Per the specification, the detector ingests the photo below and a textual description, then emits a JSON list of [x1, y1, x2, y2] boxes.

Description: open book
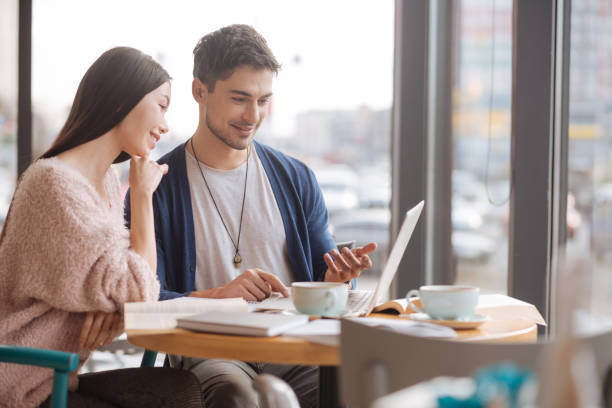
[[124, 297, 248, 330], [370, 298, 413, 315]]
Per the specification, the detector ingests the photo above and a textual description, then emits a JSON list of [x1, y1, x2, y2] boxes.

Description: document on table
[[346, 317, 457, 339], [249, 292, 294, 312], [476, 294, 546, 325], [124, 297, 248, 330], [284, 319, 341, 346], [283, 317, 457, 347]]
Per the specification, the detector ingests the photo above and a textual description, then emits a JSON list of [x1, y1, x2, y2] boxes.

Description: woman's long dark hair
[[41, 46, 171, 163], [0, 47, 169, 246]]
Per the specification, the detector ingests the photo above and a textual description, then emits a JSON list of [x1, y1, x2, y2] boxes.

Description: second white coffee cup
[[406, 285, 479, 320]]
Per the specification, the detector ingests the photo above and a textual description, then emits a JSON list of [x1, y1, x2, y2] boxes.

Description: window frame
[[392, 0, 570, 335]]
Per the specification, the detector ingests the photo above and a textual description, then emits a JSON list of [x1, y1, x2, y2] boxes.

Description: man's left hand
[[323, 242, 377, 283]]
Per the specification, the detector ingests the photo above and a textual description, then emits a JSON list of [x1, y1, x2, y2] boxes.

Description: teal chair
[[0, 345, 79, 408], [140, 349, 157, 367]]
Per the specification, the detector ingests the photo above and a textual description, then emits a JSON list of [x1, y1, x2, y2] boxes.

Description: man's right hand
[[189, 268, 289, 302]]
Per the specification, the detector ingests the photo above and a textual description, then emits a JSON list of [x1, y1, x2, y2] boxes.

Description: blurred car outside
[[452, 169, 502, 262], [451, 198, 497, 263], [357, 164, 390, 209], [313, 164, 359, 216], [330, 201, 499, 281], [592, 184, 612, 259]]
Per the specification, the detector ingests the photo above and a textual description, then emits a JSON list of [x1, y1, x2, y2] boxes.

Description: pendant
[[233, 253, 242, 265]]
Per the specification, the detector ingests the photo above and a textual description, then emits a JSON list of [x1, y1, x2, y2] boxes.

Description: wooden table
[[127, 314, 537, 407], [127, 316, 536, 366]]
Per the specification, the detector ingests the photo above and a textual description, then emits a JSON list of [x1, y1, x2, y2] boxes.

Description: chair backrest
[[340, 319, 612, 408], [340, 320, 612, 407], [0, 345, 79, 408], [340, 319, 546, 408], [581, 329, 612, 407]]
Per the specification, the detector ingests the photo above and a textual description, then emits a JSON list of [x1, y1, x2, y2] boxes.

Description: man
[[127, 24, 376, 408]]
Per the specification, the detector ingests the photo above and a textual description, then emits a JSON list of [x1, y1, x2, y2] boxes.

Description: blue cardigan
[[125, 141, 336, 300]]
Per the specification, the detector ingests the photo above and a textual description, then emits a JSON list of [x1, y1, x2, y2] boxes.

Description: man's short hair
[[193, 24, 281, 92]]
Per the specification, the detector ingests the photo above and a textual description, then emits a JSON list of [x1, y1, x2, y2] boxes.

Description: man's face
[[202, 66, 274, 150]]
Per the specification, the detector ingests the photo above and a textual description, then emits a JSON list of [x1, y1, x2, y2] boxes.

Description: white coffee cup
[[406, 285, 479, 320], [291, 282, 348, 317]]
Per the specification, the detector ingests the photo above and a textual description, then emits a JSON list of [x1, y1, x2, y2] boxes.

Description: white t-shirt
[[186, 147, 294, 290]]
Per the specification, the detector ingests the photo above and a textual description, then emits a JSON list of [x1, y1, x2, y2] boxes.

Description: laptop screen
[[366, 200, 424, 312]]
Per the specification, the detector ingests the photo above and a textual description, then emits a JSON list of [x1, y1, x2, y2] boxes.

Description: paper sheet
[[249, 292, 294, 312], [284, 316, 457, 347], [124, 297, 248, 330], [476, 294, 546, 325], [284, 319, 341, 346], [349, 317, 458, 339]]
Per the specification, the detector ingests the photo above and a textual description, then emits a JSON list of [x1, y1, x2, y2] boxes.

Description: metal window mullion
[[549, 0, 571, 336], [18, 0, 32, 176], [509, 0, 556, 330], [392, 0, 430, 298], [426, 0, 454, 286]]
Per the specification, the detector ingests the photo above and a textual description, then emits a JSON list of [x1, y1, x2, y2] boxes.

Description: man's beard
[[206, 115, 253, 151]]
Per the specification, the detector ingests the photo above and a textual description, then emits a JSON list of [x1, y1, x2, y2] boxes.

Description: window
[[451, 0, 512, 294], [566, 0, 612, 316], [32, 0, 394, 291]]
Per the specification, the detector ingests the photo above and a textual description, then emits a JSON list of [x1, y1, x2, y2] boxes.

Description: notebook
[[176, 311, 309, 337], [346, 200, 424, 315]]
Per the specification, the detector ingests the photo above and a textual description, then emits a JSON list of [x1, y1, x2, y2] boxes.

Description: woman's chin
[[124, 151, 145, 159], [131, 146, 153, 158]]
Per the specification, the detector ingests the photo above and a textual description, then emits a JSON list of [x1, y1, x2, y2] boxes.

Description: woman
[[0, 47, 202, 407]]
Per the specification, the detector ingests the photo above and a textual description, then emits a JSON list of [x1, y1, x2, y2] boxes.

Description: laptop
[[252, 200, 424, 315], [346, 200, 424, 315]]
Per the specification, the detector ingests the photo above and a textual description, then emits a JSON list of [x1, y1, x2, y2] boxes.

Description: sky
[[32, 0, 394, 141]]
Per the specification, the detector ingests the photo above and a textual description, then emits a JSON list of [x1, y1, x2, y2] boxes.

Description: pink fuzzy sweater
[[0, 158, 160, 408]]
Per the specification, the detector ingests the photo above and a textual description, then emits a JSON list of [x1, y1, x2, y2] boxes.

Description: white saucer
[[402, 313, 491, 329]]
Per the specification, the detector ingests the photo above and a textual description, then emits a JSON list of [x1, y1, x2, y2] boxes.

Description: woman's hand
[[79, 311, 122, 351], [128, 156, 165, 274], [129, 156, 168, 196]]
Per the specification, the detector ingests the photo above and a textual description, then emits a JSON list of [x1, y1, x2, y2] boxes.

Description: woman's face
[[116, 81, 171, 158]]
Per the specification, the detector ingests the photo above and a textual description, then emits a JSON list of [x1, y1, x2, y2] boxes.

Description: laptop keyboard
[[247, 290, 375, 315], [347, 290, 374, 313]]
